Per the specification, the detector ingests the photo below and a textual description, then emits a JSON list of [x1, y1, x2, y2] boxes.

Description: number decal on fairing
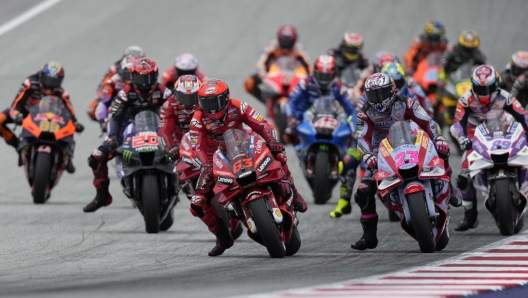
[[490, 140, 511, 151], [313, 116, 339, 130], [132, 135, 159, 148], [394, 150, 419, 167], [233, 158, 253, 173]]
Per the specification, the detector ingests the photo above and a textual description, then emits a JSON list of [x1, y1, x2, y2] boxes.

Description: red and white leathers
[[158, 97, 196, 149], [450, 88, 528, 201], [160, 67, 206, 89], [255, 39, 311, 77]]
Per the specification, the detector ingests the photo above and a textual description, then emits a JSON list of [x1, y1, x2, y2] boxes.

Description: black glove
[[164, 145, 179, 160], [74, 122, 85, 133], [108, 136, 119, 151], [13, 113, 24, 125], [267, 140, 284, 153]]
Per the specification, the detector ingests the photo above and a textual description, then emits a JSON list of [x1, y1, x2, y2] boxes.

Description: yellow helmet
[[458, 30, 480, 49]]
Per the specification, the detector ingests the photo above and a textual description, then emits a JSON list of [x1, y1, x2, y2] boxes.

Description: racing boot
[[83, 179, 113, 212], [351, 215, 379, 250], [66, 157, 76, 174], [330, 169, 355, 218], [445, 166, 462, 207], [291, 183, 308, 213], [208, 219, 234, 257], [455, 197, 478, 231]]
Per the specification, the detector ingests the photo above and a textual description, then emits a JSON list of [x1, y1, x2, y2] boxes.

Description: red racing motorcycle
[[213, 129, 301, 258]]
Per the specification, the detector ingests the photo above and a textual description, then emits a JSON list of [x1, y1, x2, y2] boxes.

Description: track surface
[[0, 1, 527, 297]]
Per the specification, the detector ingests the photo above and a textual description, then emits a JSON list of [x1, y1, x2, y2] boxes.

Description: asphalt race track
[[0, 1, 527, 297]]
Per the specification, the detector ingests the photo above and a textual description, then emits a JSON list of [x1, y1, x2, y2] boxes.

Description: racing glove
[[196, 164, 214, 193], [434, 136, 450, 156], [286, 116, 300, 129], [108, 136, 119, 151], [267, 140, 284, 153], [13, 112, 24, 125], [458, 136, 472, 151], [362, 153, 378, 170], [74, 122, 85, 133], [164, 145, 179, 160]]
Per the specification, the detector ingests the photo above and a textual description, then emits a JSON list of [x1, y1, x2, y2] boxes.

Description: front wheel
[[435, 227, 449, 251], [33, 152, 52, 204], [407, 192, 436, 253], [495, 179, 515, 236], [142, 173, 160, 234], [248, 198, 285, 258], [313, 150, 331, 205], [285, 225, 301, 256], [160, 208, 174, 231]]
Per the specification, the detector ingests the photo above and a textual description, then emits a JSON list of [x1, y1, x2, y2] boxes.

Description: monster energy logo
[[319, 144, 329, 151], [123, 150, 133, 164]]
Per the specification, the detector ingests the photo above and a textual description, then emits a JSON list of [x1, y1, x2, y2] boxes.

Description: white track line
[[0, 0, 62, 37], [247, 233, 528, 298]]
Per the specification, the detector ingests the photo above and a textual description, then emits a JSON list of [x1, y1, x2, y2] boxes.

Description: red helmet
[[314, 54, 336, 89], [132, 58, 158, 95], [277, 25, 297, 50], [197, 78, 230, 120], [174, 75, 201, 111]]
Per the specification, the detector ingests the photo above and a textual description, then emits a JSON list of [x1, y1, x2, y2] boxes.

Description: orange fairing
[[55, 120, 76, 140], [268, 63, 307, 77], [22, 116, 42, 137]]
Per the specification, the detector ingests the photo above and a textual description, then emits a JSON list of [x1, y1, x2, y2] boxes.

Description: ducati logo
[[204, 87, 217, 94]]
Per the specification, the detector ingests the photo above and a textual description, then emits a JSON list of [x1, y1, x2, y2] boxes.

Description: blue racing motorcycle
[[295, 97, 354, 204]]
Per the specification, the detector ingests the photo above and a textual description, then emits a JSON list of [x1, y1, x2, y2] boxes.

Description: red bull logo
[[34, 113, 65, 125]]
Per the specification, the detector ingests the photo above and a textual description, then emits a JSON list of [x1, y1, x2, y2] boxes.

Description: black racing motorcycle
[[116, 111, 179, 233]]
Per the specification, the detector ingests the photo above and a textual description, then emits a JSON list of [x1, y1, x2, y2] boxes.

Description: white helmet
[[174, 53, 198, 76], [124, 45, 145, 58]]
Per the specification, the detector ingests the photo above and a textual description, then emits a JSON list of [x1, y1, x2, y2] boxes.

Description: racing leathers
[[94, 72, 127, 132], [83, 83, 173, 212], [189, 99, 307, 256], [404, 33, 448, 73], [439, 45, 487, 82], [511, 71, 528, 108], [352, 95, 447, 250], [0, 72, 79, 150], [327, 48, 369, 77], [88, 60, 121, 121], [284, 76, 361, 218], [450, 88, 528, 230], [160, 67, 207, 89], [244, 39, 311, 102]]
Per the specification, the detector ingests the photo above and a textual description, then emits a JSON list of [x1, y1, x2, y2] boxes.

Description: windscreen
[[340, 66, 362, 87], [450, 63, 472, 83], [223, 129, 252, 160], [426, 52, 443, 66], [484, 116, 510, 138], [273, 56, 301, 72], [38, 96, 65, 115], [134, 111, 159, 133], [389, 121, 416, 148], [313, 97, 339, 115]]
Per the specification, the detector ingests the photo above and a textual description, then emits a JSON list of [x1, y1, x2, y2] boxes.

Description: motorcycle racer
[[327, 32, 369, 76], [83, 58, 173, 212], [283, 54, 360, 218], [160, 53, 207, 89], [450, 64, 528, 231], [189, 78, 307, 256], [499, 51, 528, 92], [404, 20, 448, 74], [87, 45, 145, 121], [244, 25, 311, 102], [351, 73, 459, 251], [0, 61, 83, 172], [158, 75, 201, 161]]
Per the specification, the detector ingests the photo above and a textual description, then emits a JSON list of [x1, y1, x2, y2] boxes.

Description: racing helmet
[[197, 78, 230, 120], [340, 32, 364, 62], [119, 55, 138, 83], [510, 51, 528, 77], [123, 45, 145, 59], [40, 61, 64, 94], [313, 54, 336, 90], [277, 25, 298, 50], [174, 53, 198, 77], [424, 20, 446, 46], [131, 58, 159, 96], [372, 52, 401, 73], [174, 75, 201, 111], [364, 73, 396, 113], [381, 62, 406, 90], [471, 64, 500, 106], [458, 30, 480, 57]]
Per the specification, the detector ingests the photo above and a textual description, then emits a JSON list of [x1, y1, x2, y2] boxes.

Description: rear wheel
[[248, 198, 285, 258], [407, 192, 436, 253], [496, 179, 515, 236], [313, 150, 331, 205], [33, 152, 52, 204], [142, 173, 160, 234], [285, 225, 301, 256]]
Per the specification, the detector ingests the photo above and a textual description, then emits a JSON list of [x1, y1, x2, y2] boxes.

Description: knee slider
[[189, 205, 204, 218], [456, 170, 471, 190]]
